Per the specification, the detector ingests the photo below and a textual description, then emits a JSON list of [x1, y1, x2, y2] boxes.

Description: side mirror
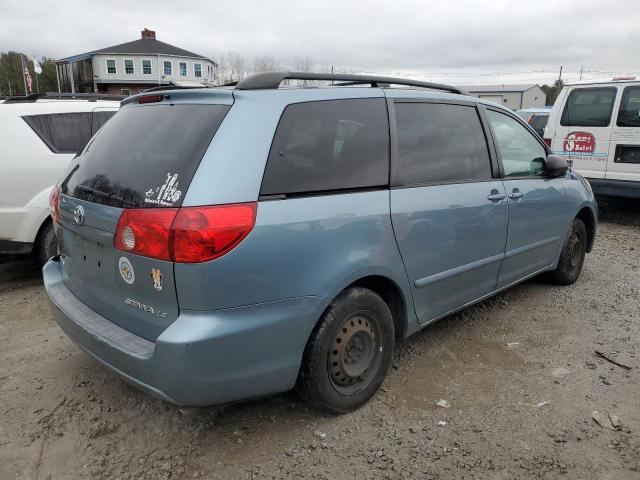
[[544, 155, 568, 177]]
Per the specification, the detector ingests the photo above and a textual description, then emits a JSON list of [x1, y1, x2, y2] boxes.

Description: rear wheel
[[36, 221, 57, 265], [296, 287, 394, 414], [545, 218, 587, 285]]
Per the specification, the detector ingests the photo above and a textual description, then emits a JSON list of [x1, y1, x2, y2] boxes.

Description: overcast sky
[[1, 0, 637, 85]]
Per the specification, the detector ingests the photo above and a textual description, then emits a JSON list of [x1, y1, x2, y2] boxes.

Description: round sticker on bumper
[[119, 257, 135, 285]]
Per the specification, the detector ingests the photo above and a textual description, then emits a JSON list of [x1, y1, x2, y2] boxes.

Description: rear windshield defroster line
[[63, 104, 230, 208]]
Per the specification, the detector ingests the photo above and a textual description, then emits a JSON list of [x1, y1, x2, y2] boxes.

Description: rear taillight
[[114, 203, 257, 263], [544, 138, 552, 148], [115, 208, 178, 261], [49, 185, 61, 224]]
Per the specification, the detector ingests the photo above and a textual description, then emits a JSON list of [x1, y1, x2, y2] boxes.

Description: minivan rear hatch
[[58, 97, 231, 341]]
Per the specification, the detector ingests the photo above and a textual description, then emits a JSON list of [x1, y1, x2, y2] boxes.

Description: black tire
[[546, 218, 587, 285], [296, 287, 395, 414], [35, 221, 57, 266]]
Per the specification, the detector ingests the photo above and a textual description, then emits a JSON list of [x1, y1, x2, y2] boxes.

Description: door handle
[[508, 190, 524, 200], [487, 192, 506, 201]]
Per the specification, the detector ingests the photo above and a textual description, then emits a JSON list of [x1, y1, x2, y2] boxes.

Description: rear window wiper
[[75, 185, 137, 207]]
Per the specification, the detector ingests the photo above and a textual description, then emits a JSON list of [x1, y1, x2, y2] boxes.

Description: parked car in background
[[0, 93, 120, 263], [515, 107, 551, 138], [44, 73, 597, 414], [544, 78, 640, 198]]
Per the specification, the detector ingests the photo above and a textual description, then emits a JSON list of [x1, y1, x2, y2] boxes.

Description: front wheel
[[296, 287, 395, 414], [545, 218, 587, 285]]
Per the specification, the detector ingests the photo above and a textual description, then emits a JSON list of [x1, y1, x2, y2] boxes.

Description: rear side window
[[529, 114, 549, 132], [91, 111, 116, 135], [63, 104, 230, 208], [561, 87, 617, 127], [614, 145, 640, 164], [260, 99, 389, 196], [617, 86, 640, 127], [23, 112, 92, 153], [394, 103, 492, 186]]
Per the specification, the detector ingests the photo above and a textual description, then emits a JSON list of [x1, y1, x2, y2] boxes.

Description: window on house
[[163, 61, 172, 76], [260, 99, 389, 196], [124, 59, 134, 75], [142, 59, 152, 75], [194, 63, 202, 78], [179, 62, 187, 76], [121, 89, 131, 96], [106, 59, 116, 74]]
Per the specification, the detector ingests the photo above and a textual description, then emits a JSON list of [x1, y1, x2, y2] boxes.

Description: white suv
[[544, 78, 640, 198], [0, 93, 120, 262]]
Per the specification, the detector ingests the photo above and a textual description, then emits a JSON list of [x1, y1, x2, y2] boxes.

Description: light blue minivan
[[44, 72, 597, 413]]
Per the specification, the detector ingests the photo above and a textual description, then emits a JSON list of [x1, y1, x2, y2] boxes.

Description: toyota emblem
[[73, 205, 85, 225]]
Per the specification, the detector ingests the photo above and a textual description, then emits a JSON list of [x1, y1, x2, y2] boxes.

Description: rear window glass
[[23, 111, 117, 154], [617, 86, 640, 127], [63, 104, 230, 208], [394, 103, 492, 186], [260, 99, 389, 196], [614, 145, 640, 164], [561, 87, 616, 127], [529, 114, 549, 132]]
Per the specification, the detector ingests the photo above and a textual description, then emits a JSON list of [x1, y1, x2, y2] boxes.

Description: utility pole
[[558, 65, 563, 82], [579, 65, 584, 82]]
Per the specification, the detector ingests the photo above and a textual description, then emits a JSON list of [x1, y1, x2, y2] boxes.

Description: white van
[[0, 94, 120, 262], [544, 78, 640, 198]]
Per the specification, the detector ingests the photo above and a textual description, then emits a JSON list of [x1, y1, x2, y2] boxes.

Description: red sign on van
[[564, 132, 596, 153]]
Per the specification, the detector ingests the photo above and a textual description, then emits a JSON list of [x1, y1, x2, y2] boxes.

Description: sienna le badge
[[119, 257, 135, 285], [150, 268, 163, 292]]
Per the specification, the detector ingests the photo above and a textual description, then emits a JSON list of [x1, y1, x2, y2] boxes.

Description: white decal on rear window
[[144, 173, 182, 206]]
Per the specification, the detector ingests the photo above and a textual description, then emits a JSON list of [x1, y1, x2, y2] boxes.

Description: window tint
[[617, 86, 640, 127], [91, 111, 116, 135], [124, 59, 134, 75], [614, 145, 640, 164], [142, 59, 152, 75], [394, 103, 491, 185], [23, 112, 92, 153], [261, 99, 389, 196], [63, 104, 230, 208], [488, 110, 546, 177], [106, 59, 116, 74], [529, 114, 549, 133], [561, 87, 616, 127]]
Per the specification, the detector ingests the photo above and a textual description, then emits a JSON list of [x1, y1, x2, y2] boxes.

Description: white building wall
[[476, 91, 523, 110], [92, 54, 215, 84], [522, 86, 546, 108]]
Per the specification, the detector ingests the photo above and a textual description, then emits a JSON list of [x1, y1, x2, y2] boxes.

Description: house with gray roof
[[458, 84, 546, 110], [55, 29, 216, 95]]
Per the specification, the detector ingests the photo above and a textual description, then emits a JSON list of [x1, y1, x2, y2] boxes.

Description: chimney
[[141, 28, 156, 40]]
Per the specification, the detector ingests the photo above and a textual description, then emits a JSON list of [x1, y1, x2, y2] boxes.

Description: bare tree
[[252, 55, 280, 73], [215, 51, 247, 84]]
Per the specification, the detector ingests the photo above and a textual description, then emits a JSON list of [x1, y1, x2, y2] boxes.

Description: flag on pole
[[21, 56, 33, 94], [32, 57, 42, 75]]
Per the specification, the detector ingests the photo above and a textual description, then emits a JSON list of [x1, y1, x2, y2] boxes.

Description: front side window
[[163, 60, 172, 75], [394, 103, 491, 186], [260, 99, 389, 196], [617, 86, 640, 127], [561, 87, 617, 127], [106, 59, 116, 74], [179, 62, 187, 76], [194, 63, 202, 78], [23, 112, 93, 153], [488, 110, 546, 177], [124, 59, 134, 75], [142, 59, 152, 75]]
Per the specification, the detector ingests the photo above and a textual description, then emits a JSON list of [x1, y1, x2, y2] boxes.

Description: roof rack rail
[[235, 72, 469, 95], [141, 85, 207, 93], [3, 92, 124, 103]]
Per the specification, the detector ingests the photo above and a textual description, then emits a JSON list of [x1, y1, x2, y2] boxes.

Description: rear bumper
[[43, 258, 327, 406], [588, 178, 640, 199]]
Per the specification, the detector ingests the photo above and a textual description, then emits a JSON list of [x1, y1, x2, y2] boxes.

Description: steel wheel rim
[[568, 231, 582, 270], [328, 312, 381, 394]]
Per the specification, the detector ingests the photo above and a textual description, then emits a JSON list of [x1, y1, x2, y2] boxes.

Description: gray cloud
[[1, 0, 637, 84]]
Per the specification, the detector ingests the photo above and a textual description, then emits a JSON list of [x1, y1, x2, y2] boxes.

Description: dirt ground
[[1, 197, 639, 480]]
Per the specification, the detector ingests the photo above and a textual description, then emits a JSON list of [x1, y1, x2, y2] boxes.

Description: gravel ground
[[1, 197, 639, 480]]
